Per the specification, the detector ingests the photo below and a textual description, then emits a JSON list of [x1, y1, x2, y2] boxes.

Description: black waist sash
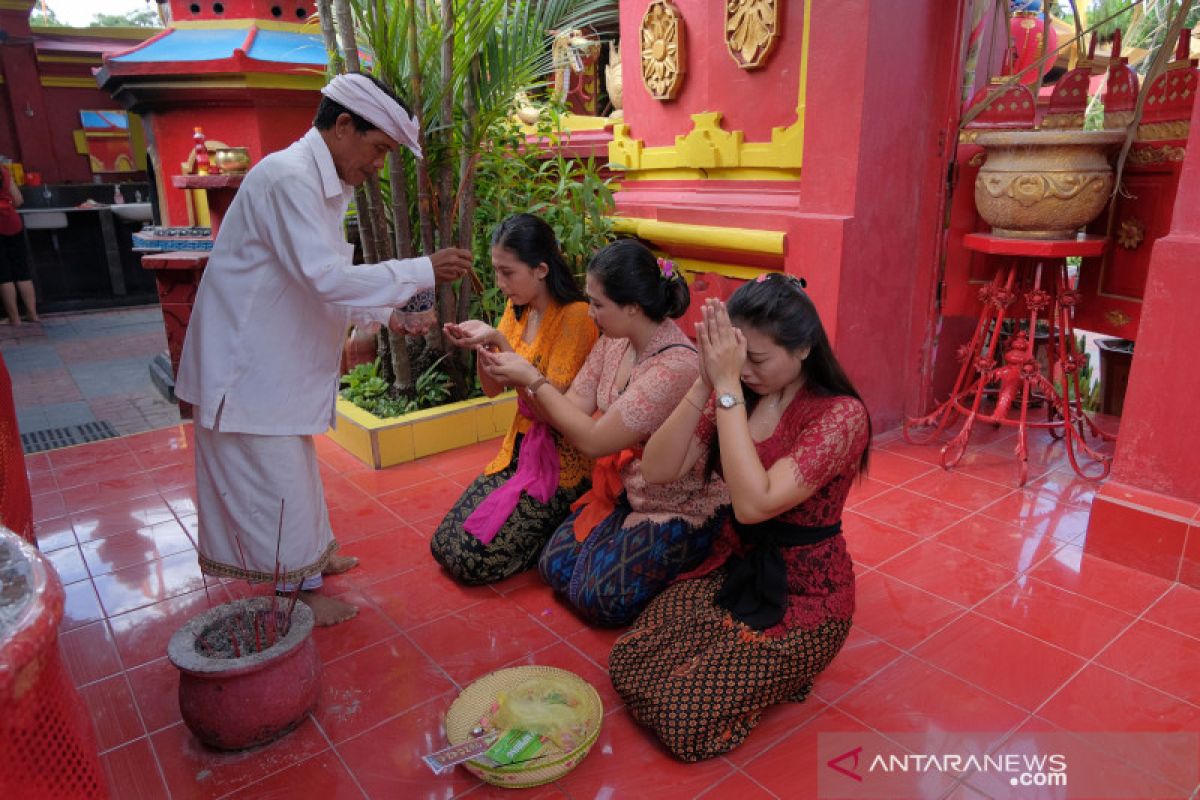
[[714, 518, 842, 630]]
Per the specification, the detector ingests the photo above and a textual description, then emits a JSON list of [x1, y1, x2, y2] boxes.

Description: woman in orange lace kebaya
[[479, 240, 728, 625], [431, 214, 597, 584], [610, 274, 871, 761]]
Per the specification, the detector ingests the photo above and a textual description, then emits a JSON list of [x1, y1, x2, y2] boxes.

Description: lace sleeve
[[787, 397, 869, 489], [610, 349, 699, 436], [568, 335, 608, 405]]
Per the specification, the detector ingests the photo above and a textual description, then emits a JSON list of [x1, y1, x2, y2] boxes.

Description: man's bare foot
[[297, 591, 358, 626], [323, 553, 359, 575]]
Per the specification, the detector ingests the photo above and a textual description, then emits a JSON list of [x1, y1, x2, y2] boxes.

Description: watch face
[[718, 393, 737, 408]]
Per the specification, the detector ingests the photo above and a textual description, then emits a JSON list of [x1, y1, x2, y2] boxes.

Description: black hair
[[490, 213, 586, 317], [585, 238, 689, 322], [313, 72, 409, 132], [706, 272, 871, 477]]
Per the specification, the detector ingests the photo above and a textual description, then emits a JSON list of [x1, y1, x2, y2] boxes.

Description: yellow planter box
[[328, 392, 516, 470]]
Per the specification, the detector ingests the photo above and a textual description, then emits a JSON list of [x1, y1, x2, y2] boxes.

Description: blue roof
[[111, 29, 246, 63], [247, 30, 326, 65], [80, 110, 129, 130]]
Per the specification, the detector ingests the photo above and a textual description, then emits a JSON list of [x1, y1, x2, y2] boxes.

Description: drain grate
[[21, 421, 120, 454]]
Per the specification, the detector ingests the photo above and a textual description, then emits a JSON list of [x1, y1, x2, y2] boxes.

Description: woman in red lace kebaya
[[609, 273, 871, 761]]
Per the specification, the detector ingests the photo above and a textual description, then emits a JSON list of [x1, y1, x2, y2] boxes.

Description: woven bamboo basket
[[443, 665, 603, 788]]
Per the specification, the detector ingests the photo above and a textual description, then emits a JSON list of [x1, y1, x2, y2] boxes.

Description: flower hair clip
[[656, 257, 675, 278], [754, 271, 807, 291]]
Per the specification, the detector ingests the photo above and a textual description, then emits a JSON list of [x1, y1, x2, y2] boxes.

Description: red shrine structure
[[96, 0, 326, 227], [0, 4, 155, 184], [609, 0, 1199, 589]]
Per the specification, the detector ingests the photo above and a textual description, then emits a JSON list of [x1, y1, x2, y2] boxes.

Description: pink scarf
[[464, 394, 560, 544]]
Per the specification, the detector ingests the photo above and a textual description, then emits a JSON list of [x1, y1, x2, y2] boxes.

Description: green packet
[[480, 728, 545, 766]]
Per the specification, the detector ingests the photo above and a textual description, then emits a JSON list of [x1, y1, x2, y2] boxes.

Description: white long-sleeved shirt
[[175, 127, 433, 435]]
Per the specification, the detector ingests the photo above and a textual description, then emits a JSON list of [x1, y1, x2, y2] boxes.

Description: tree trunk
[[408, 0, 436, 256], [315, 0, 343, 76]]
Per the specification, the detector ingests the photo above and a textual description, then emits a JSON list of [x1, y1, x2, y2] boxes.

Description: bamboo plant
[[322, 0, 615, 409]]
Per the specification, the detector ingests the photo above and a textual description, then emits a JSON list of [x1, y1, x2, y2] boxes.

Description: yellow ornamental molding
[[41, 76, 102, 88], [611, 217, 785, 256], [610, 111, 802, 178], [641, 0, 685, 101], [727, 0, 781, 70]]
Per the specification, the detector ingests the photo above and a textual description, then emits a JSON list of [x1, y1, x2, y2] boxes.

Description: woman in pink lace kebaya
[[610, 273, 871, 761]]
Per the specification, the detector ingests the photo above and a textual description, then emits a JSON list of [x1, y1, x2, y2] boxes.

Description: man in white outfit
[[176, 72, 471, 625]]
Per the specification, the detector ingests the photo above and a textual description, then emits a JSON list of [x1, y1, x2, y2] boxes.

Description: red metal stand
[[905, 234, 1116, 485]]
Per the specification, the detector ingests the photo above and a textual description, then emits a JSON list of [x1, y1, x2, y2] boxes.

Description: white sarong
[[193, 421, 335, 584]]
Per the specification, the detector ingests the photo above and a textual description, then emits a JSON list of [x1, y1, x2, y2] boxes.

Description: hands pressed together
[[695, 298, 746, 394]]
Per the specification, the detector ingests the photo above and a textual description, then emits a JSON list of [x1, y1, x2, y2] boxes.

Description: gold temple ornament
[[641, 0, 685, 101], [726, 0, 781, 70]]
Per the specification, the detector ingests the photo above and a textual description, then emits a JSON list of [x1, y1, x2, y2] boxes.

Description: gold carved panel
[[726, 0, 781, 70], [641, 0, 685, 101]]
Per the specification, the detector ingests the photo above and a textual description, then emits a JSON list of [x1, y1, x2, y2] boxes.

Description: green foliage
[[340, 356, 454, 419], [472, 104, 615, 321], [1054, 334, 1101, 412]]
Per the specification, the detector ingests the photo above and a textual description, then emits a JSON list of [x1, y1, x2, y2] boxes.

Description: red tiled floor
[[1037, 665, 1200, 792], [150, 717, 329, 800], [25, 424, 1200, 799], [875, 539, 1015, 607], [912, 613, 1084, 711], [1143, 582, 1200, 640], [974, 576, 1135, 658], [45, 542, 89, 584], [100, 737, 170, 800], [59, 619, 123, 686], [852, 571, 967, 650], [852, 487, 972, 537], [1027, 544, 1174, 615], [1094, 619, 1200, 706], [318, 637, 453, 743], [77, 674, 145, 752], [406, 602, 560, 685], [836, 656, 1027, 753]]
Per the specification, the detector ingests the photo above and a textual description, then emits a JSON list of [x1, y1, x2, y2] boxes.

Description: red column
[[1083, 94, 1200, 585]]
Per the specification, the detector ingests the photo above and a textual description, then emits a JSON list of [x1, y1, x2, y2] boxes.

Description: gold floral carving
[[967, 151, 986, 167], [1137, 120, 1191, 142], [726, 0, 780, 70], [1117, 218, 1145, 250], [641, 1, 685, 101], [977, 172, 1110, 207], [1105, 310, 1133, 328], [1128, 145, 1187, 165]]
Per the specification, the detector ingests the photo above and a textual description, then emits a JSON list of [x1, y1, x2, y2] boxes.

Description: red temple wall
[[618, 0, 808, 147]]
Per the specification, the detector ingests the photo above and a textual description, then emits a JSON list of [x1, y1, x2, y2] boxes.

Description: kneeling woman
[[478, 240, 728, 626], [610, 275, 870, 761], [430, 214, 597, 584]]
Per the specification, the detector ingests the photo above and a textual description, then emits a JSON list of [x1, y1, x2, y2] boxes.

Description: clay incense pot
[[167, 596, 319, 750]]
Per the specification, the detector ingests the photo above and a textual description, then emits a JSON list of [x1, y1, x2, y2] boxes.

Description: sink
[[111, 203, 153, 223], [20, 211, 68, 230]]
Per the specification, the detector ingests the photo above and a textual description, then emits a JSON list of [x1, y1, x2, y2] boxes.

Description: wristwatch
[[716, 392, 745, 410]]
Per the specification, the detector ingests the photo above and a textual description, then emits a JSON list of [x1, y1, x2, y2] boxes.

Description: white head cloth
[[321, 73, 422, 159]]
